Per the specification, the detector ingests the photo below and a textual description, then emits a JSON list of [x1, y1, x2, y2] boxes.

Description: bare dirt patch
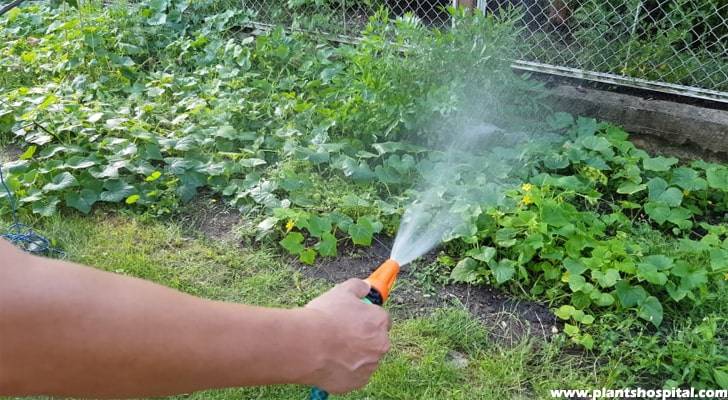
[[179, 196, 241, 240], [295, 236, 557, 345], [0, 144, 21, 162]]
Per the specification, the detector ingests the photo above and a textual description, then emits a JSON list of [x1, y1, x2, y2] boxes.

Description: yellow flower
[[521, 183, 533, 192], [521, 194, 534, 206], [724, 272, 728, 281], [285, 219, 295, 233]]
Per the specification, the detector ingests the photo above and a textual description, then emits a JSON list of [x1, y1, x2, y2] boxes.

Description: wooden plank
[[548, 85, 728, 156]]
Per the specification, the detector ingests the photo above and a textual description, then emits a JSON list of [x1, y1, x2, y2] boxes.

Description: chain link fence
[[242, 0, 728, 102]]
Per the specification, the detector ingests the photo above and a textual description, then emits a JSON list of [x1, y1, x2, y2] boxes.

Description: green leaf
[[543, 153, 570, 170], [65, 157, 96, 170], [706, 167, 728, 190], [19, 145, 37, 160], [125, 194, 140, 205], [579, 314, 595, 325], [307, 215, 332, 238], [615, 281, 647, 308], [547, 112, 574, 130], [280, 232, 304, 255], [563, 323, 579, 336], [636, 262, 668, 286], [32, 196, 60, 216], [643, 156, 678, 172], [710, 249, 728, 271], [637, 296, 663, 327], [299, 248, 316, 265], [239, 158, 267, 168], [657, 187, 683, 207], [580, 136, 611, 152], [646, 177, 668, 201], [616, 182, 646, 195], [349, 217, 382, 246], [146, 171, 162, 182], [0, 111, 15, 133], [563, 258, 587, 276], [592, 268, 620, 288], [578, 333, 594, 350], [667, 207, 693, 229], [575, 117, 597, 136], [642, 255, 674, 271], [466, 246, 496, 263], [714, 367, 728, 390], [644, 202, 670, 224], [341, 157, 375, 182], [671, 167, 707, 191], [555, 305, 576, 320], [495, 228, 518, 247], [65, 189, 98, 214], [451, 257, 480, 283], [568, 273, 586, 292], [490, 259, 515, 284], [541, 200, 571, 227], [100, 180, 135, 202], [592, 292, 615, 307], [316, 232, 337, 257], [42, 172, 78, 192]]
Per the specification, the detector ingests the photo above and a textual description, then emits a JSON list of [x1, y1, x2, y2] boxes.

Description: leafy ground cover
[[1, 0, 727, 392]]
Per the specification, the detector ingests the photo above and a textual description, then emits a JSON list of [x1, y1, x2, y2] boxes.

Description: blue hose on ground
[[0, 165, 61, 256]]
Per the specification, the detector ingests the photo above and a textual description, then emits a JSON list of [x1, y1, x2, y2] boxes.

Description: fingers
[[337, 278, 371, 298]]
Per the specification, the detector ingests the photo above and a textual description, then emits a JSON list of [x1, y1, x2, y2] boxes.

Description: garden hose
[[309, 259, 401, 400]]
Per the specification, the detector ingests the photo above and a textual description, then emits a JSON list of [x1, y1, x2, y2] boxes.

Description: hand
[[303, 279, 392, 394]]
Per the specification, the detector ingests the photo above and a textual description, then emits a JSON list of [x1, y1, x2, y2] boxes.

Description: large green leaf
[[706, 167, 728, 190], [280, 232, 304, 255], [637, 296, 663, 327], [615, 281, 647, 308], [616, 182, 646, 195], [316, 232, 337, 257], [451, 257, 480, 283], [490, 259, 516, 284], [671, 167, 707, 191], [657, 187, 683, 207], [643, 156, 678, 172], [42, 172, 78, 192], [636, 262, 668, 285], [307, 215, 332, 238], [65, 189, 99, 214], [644, 202, 670, 224], [32, 196, 60, 217], [99, 180, 135, 202], [349, 217, 382, 246]]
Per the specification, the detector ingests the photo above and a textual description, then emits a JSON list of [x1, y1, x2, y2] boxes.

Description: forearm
[[0, 241, 322, 398]]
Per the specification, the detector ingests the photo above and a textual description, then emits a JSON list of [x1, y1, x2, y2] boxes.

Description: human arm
[[0, 239, 390, 398]]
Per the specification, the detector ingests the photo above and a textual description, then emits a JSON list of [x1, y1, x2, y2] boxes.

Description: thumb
[[337, 278, 371, 298]]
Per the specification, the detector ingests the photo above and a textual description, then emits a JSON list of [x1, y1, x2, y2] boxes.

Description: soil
[[295, 236, 557, 346], [0, 144, 21, 162], [178, 196, 242, 241]]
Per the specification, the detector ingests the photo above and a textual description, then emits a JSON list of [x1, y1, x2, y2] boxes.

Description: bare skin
[[0, 239, 391, 398]]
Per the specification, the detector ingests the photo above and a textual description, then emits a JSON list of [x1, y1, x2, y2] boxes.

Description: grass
[[2, 212, 608, 399]]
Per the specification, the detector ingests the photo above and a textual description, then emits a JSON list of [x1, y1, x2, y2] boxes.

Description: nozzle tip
[[364, 259, 400, 303]]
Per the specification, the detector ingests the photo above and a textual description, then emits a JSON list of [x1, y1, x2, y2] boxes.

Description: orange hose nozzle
[[364, 259, 400, 303]]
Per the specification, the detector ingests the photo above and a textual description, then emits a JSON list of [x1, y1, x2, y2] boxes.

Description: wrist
[[286, 307, 332, 387]]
